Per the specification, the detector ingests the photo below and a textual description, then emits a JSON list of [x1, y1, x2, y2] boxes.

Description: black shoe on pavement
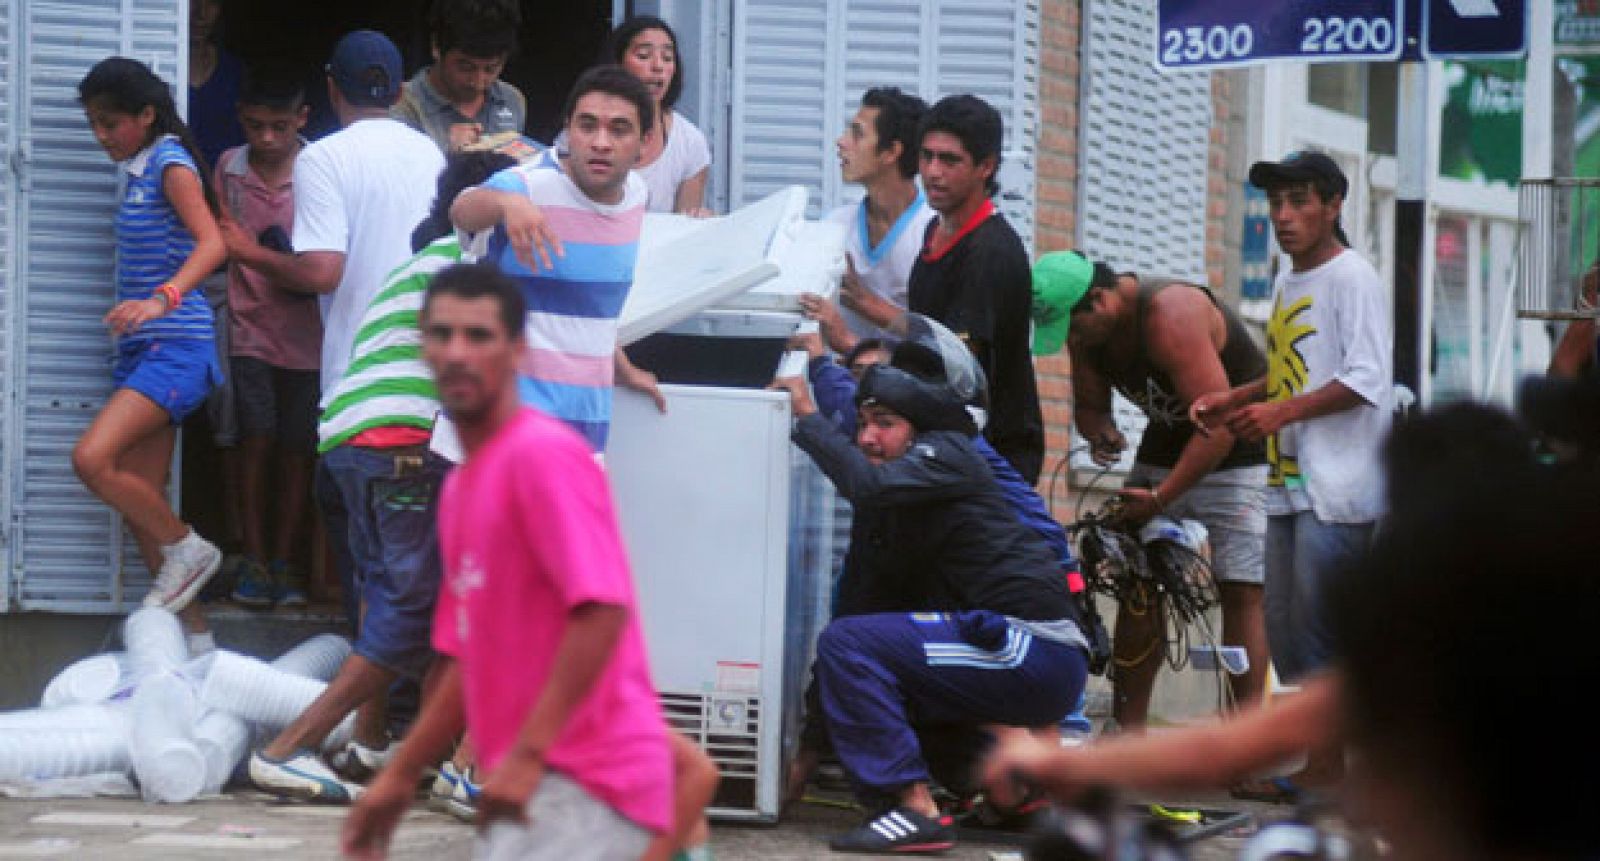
[[828, 806, 956, 854]]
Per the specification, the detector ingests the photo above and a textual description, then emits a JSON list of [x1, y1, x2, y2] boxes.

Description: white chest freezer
[[607, 191, 846, 822]]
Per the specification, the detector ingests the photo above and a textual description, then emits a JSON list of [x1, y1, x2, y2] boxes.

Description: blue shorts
[[315, 444, 448, 681], [112, 337, 223, 424]]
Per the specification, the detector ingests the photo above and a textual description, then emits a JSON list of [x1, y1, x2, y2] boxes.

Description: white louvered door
[[727, 0, 1040, 249], [1079, 0, 1209, 281], [7, 0, 186, 612], [1072, 0, 1213, 476], [0, 0, 14, 606]]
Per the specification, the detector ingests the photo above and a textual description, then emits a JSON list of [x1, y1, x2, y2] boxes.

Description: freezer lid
[[619, 187, 808, 345], [718, 218, 847, 313]]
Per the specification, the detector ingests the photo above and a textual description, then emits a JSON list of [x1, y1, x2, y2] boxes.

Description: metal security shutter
[[931, 0, 1039, 250], [727, 1, 831, 214], [728, 0, 1039, 247], [1078, 0, 1209, 281], [8, 0, 186, 612], [1071, 0, 1211, 478], [0, 0, 13, 606]]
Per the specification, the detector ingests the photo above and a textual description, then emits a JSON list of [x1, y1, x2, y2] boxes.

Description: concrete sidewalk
[[0, 789, 1270, 860]]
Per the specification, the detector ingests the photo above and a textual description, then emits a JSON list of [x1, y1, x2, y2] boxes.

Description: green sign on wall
[[1439, 60, 1525, 187]]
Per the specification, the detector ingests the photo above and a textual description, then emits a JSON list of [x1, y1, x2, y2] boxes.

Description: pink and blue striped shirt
[[478, 155, 647, 451]]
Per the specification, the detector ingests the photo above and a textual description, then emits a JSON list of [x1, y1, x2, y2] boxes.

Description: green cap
[[1030, 250, 1094, 356]]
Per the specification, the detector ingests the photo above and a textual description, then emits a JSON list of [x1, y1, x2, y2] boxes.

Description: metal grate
[[660, 690, 764, 816], [1518, 178, 1600, 321]]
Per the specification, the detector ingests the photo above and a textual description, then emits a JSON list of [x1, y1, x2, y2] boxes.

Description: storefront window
[[1308, 63, 1368, 117], [1432, 216, 1474, 402]]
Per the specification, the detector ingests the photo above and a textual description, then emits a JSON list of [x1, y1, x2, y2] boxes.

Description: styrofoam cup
[[0, 704, 131, 734], [124, 607, 188, 680], [0, 729, 131, 782], [193, 710, 250, 795], [129, 671, 205, 803], [40, 653, 131, 708], [200, 650, 335, 729], [271, 634, 352, 682]]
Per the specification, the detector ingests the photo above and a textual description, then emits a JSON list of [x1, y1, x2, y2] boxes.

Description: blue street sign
[[1423, 0, 1527, 59], [1156, 0, 1403, 70]]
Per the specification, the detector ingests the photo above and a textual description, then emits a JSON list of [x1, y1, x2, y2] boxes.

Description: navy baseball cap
[[1248, 150, 1349, 199], [1249, 150, 1352, 246], [327, 30, 402, 107]]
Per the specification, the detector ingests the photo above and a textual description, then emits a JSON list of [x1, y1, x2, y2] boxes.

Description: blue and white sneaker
[[230, 558, 275, 607], [427, 761, 480, 822], [249, 750, 363, 803]]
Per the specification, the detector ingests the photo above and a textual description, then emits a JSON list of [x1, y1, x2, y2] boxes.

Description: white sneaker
[[427, 761, 479, 822], [249, 750, 363, 804], [330, 739, 395, 783], [144, 529, 221, 612]]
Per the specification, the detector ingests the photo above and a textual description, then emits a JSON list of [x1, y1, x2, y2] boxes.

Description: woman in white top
[[606, 16, 713, 215]]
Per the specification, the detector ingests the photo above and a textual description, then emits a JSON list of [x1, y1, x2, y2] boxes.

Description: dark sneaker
[[270, 560, 308, 607], [230, 558, 274, 607], [829, 807, 955, 854], [953, 792, 1052, 831]]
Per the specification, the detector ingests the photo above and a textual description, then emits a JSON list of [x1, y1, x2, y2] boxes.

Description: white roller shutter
[[7, 0, 186, 613], [1072, 0, 1213, 477], [1079, 0, 1209, 281], [931, 0, 1039, 251], [0, 0, 14, 607], [728, 0, 832, 214], [727, 0, 1039, 248]]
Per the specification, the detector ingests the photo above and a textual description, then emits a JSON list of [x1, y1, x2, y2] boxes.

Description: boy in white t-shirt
[[1192, 151, 1391, 796], [226, 30, 445, 393], [803, 87, 934, 351]]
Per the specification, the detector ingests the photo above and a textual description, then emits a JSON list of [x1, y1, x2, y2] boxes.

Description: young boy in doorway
[[214, 69, 322, 607], [393, 0, 527, 152]]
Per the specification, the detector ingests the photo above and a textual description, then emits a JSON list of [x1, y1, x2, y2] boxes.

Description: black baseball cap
[[1248, 150, 1349, 199], [327, 30, 402, 107]]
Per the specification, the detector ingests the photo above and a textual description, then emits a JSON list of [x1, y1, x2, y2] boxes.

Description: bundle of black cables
[[1069, 503, 1221, 673]]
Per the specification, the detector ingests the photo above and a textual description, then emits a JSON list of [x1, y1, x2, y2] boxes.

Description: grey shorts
[[475, 771, 654, 861], [1128, 462, 1268, 586]]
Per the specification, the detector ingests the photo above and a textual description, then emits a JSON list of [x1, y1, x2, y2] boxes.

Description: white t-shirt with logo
[[1263, 248, 1393, 524], [293, 118, 445, 393], [824, 189, 936, 338]]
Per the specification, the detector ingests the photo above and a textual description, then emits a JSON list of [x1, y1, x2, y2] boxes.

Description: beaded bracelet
[[157, 282, 183, 310]]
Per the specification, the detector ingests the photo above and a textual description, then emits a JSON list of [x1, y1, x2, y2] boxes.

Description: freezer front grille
[[660, 690, 763, 814]]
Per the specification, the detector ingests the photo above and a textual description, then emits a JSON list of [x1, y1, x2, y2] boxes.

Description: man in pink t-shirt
[[342, 262, 671, 860]]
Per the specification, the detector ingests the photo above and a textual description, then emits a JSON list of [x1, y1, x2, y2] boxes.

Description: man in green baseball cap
[[1042, 253, 1273, 733], [1030, 250, 1095, 356]]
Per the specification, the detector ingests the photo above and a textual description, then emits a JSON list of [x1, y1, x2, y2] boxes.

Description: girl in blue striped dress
[[74, 57, 227, 616]]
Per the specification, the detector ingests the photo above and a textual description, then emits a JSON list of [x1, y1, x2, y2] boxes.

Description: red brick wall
[[1034, 0, 1081, 515]]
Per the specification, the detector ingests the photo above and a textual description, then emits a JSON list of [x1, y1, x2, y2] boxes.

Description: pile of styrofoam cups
[[0, 608, 353, 802]]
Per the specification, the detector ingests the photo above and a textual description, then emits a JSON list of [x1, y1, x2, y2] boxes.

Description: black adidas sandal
[[828, 806, 956, 854]]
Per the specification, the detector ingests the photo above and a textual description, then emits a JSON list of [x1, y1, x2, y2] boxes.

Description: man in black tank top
[[1036, 251, 1270, 730]]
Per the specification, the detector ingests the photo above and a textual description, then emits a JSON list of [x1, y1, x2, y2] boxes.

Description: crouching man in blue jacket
[[770, 315, 1089, 855]]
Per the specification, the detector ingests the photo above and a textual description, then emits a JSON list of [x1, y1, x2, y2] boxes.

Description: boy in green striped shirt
[[249, 149, 519, 803]]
